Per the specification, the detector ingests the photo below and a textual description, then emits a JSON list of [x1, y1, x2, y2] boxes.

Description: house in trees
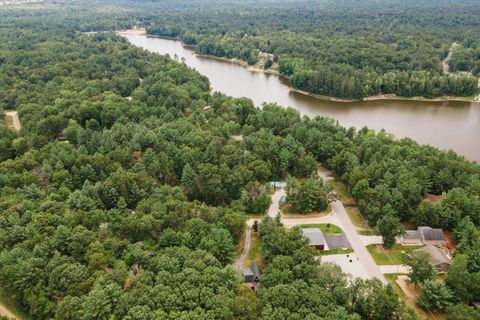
[[302, 228, 326, 251], [400, 226, 445, 246], [243, 261, 261, 289], [270, 181, 287, 190], [415, 245, 452, 273]]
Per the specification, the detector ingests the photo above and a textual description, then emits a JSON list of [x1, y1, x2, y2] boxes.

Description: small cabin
[[302, 228, 326, 251], [243, 261, 261, 290], [270, 181, 287, 190]]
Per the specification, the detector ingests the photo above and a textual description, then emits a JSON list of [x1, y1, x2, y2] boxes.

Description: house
[[418, 226, 446, 246], [243, 261, 261, 288], [401, 230, 422, 245], [400, 227, 445, 246], [302, 228, 326, 251], [415, 245, 452, 273], [270, 181, 287, 190]]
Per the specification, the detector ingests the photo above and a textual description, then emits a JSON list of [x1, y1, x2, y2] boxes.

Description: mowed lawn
[[299, 223, 343, 234], [245, 231, 265, 269], [367, 244, 424, 265]]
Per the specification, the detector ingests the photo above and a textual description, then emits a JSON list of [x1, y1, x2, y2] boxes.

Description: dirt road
[[0, 302, 16, 319], [268, 189, 286, 218], [442, 42, 459, 75], [234, 228, 251, 271], [5, 111, 21, 131]]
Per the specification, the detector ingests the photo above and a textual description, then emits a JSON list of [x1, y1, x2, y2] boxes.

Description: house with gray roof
[[243, 261, 261, 285], [302, 228, 326, 251], [415, 245, 452, 273], [418, 227, 446, 246], [400, 227, 445, 246], [270, 181, 287, 190]]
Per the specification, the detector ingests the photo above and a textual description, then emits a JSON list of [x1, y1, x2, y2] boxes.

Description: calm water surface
[[124, 34, 480, 162]]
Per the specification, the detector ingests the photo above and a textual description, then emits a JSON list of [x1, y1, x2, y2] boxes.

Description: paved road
[[234, 228, 251, 271], [263, 171, 387, 284], [330, 200, 387, 284], [5, 111, 21, 131]]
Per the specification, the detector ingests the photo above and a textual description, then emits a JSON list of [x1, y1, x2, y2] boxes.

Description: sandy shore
[[117, 28, 146, 36]]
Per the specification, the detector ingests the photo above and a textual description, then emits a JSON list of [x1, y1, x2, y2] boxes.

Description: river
[[123, 33, 480, 162]]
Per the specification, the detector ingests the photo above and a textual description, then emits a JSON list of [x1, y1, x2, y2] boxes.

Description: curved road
[[264, 171, 387, 284]]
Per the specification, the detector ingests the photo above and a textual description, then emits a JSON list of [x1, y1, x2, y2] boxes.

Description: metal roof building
[[302, 228, 326, 250]]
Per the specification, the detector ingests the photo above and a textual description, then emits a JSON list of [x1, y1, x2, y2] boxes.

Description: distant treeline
[[147, 0, 480, 99]]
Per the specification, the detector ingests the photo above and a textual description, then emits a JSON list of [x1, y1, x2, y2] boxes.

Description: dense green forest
[[1, 1, 480, 319], [147, 0, 480, 99]]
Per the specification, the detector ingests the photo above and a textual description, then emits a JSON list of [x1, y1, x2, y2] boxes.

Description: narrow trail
[[0, 303, 17, 319], [442, 42, 459, 75], [234, 228, 251, 271], [5, 111, 21, 131]]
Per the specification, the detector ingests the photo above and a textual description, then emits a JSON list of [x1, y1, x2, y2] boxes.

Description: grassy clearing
[[0, 284, 28, 320], [329, 179, 356, 206], [4, 114, 14, 128], [316, 248, 353, 256], [299, 223, 343, 234], [245, 232, 265, 269], [367, 244, 424, 265]]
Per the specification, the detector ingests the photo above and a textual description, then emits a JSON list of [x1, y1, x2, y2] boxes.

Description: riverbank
[[140, 31, 479, 104]]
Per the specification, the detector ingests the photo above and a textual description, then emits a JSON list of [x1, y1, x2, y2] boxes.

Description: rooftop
[[416, 245, 452, 266], [418, 226, 445, 241], [302, 228, 326, 246]]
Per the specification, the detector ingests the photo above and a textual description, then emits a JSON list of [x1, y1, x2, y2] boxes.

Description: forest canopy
[[0, 1, 480, 319]]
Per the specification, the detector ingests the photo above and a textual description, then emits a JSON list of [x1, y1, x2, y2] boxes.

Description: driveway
[[268, 189, 286, 218], [234, 228, 251, 271], [360, 235, 384, 246], [379, 265, 411, 274], [321, 253, 370, 281]]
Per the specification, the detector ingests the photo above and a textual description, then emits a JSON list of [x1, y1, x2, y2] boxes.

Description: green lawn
[[316, 248, 353, 256], [329, 179, 356, 206], [367, 244, 424, 265], [245, 232, 265, 269], [299, 223, 343, 234]]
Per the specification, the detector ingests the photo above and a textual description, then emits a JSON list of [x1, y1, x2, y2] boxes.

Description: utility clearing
[[5, 111, 21, 131]]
